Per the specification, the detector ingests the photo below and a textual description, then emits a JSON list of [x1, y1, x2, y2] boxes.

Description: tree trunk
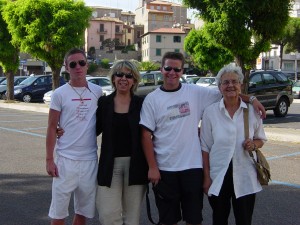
[[5, 71, 15, 101], [235, 56, 249, 94], [279, 43, 284, 69], [51, 67, 62, 90]]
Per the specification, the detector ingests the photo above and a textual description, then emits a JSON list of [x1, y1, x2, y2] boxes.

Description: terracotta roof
[[151, 27, 185, 33], [141, 27, 186, 37]]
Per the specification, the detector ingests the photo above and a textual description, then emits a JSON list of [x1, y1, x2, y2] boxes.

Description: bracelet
[[249, 96, 256, 104]]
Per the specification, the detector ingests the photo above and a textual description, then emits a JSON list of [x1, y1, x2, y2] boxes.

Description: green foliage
[[183, 0, 291, 73], [139, 61, 160, 71], [284, 17, 300, 53], [0, 0, 19, 73], [101, 58, 110, 69], [184, 28, 233, 74], [2, 0, 92, 88], [87, 62, 98, 74], [101, 38, 120, 51]]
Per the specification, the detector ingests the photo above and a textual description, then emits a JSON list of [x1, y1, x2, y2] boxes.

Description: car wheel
[[23, 94, 32, 103], [273, 97, 288, 117]]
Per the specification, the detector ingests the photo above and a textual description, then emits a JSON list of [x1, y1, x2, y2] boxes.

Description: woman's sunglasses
[[69, 60, 87, 69], [163, 66, 182, 73], [114, 72, 134, 79]]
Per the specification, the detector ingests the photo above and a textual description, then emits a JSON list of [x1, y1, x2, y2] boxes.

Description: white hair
[[216, 64, 244, 86]]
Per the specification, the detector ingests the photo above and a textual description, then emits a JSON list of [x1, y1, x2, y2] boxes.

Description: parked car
[[186, 76, 200, 84], [86, 76, 113, 96], [0, 77, 6, 84], [292, 81, 300, 99], [248, 70, 293, 117], [182, 74, 198, 80], [196, 77, 217, 87], [43, 76, 113, 104], [0, 76, 28, 99], [11, 75, 65, 103], [136, 71, 187, 97]]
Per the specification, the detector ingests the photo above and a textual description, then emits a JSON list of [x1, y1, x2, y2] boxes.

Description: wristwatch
[[249, 96, 257, 104]]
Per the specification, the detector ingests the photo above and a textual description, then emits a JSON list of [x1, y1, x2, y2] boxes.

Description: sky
[[84, 0, 140, 12]]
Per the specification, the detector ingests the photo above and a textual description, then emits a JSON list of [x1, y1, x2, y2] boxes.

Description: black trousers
[[208, 162, 256, 225]]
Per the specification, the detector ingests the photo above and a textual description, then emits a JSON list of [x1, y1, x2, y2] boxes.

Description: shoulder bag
[[243, 105, 271, 185]]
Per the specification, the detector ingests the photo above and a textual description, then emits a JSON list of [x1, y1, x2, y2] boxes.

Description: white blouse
[[200, 99, 267, 198]]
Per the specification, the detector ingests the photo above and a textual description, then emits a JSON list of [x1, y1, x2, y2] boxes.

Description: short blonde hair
[[109, 60, 140, 94]]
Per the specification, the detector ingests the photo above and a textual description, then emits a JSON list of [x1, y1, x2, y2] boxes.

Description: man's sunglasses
[[69, 60, 87, 69], [114, 72, 134, 79], [163, 66, 182, 72]]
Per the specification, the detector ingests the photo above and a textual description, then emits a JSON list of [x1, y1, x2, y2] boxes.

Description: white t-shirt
[[140, 83, 221, 171], [50, 82, 102, 160], [200, 99, 267, 198]]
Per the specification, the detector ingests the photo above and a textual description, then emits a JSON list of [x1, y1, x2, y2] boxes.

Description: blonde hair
[[109, 60, 140, 94]]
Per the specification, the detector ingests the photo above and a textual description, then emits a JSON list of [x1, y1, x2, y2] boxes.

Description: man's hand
[[46, 158, 59, 177], [56, 127, 64, 138], [148, 167, 161, 185], [252, 98, 266, 119]]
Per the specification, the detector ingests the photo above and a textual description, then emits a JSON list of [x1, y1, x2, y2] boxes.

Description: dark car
[[135, 71, 187, 97], [0, 76, 28, 99], [11, 75, 65, 102], [248, 70, 293, 117]]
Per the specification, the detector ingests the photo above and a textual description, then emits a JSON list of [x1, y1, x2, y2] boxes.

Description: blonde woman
[[95, 60, 148, 225]]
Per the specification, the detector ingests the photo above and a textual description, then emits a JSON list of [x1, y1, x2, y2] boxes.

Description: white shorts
[[48, 155, 98, 219]]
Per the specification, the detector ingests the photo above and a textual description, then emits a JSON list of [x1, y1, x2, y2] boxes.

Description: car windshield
[[197, 77, 214, 84], [19, 76, 36, 85], [294, 81, 300, 87], [0, 79, 7, 85]]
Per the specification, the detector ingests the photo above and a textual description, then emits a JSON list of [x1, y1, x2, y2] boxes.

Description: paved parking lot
[[0, 106, 299, 225]]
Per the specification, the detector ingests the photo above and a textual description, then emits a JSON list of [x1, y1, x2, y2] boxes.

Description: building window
[[100, 35, 104, 42], [156, 35, 162, 42], [156, 49, 161, 56], [173, 36, 181, 43], [164, 15, 169, 21], [128, 39, 131, 45], [157, 6, 161, 10], [150, 6, 154, 9], [163, 6, 167, 10], [175, 49, 180, 53], [283, 62, 294, 70], [128, 28, 131, 33], [116, 25, 120, 33], [100, 24, 104, 32], [137, 31, 141, 38], [152, 15, 156, 20]]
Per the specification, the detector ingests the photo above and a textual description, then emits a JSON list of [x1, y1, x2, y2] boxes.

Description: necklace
[[68, 82, 87, 103]]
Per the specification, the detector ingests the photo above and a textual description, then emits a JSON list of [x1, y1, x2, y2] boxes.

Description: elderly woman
[[200, 64, 267, 225], [95, 60, 148, 225]]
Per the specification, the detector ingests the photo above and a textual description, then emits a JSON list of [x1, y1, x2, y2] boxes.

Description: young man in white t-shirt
[[46, 48, 102, 225], [140, 52, 266, 225]]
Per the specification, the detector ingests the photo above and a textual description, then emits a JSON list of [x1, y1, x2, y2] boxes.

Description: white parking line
[[0, 126, 46, 138]]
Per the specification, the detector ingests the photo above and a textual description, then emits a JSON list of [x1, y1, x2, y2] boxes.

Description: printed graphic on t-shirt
[[167, 101, 190, 120], [72, 98, 91, 121]]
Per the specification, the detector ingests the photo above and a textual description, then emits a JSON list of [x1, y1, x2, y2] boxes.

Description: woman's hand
[[243, 138, 256, 152]]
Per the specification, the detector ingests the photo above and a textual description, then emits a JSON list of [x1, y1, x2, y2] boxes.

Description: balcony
[[97, 29, 107, 34]]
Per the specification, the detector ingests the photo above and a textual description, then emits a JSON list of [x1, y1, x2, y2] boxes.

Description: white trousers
[[96, 157, 146, 225]]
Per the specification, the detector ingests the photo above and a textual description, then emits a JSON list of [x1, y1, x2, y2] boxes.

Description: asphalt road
[[0, 104, 299, 225]]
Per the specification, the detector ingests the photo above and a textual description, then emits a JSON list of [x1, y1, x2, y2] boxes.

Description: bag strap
[[146, 185, 159, 225], [243, 104, 255, 159]]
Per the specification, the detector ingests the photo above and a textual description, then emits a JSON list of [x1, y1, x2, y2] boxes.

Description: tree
[[183, 0, 292, 92], [138, 61, 160, 71], [184, 27, 233, 75], [272, 17, 300, 69], [0, 0, 19, 101], [2, 0, 92, 89]]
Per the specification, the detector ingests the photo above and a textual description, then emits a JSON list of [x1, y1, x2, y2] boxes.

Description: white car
[[196, 77, 217, 87], [43, 76, 113, 104]]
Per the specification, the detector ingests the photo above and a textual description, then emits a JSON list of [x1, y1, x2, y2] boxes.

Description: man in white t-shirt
[[46, 48, 102, 225], [140, 52, 266, 225]]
